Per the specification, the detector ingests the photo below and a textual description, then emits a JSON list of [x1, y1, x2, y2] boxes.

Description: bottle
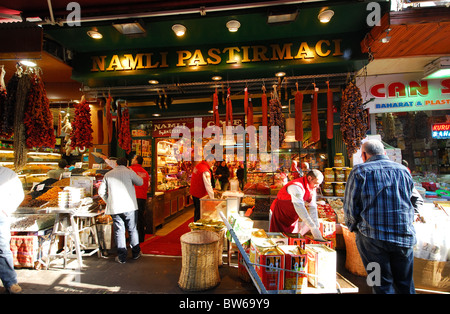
[[334, 153, 345, 167]]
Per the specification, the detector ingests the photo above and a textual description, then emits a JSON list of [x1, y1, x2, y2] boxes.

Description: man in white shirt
[[0, 167, 25, 293]]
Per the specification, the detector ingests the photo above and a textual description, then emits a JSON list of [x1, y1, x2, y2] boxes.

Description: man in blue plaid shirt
[[344, 139, 422, 294]]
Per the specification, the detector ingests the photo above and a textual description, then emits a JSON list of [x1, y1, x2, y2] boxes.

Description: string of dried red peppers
[[70, 96, 93, 151]]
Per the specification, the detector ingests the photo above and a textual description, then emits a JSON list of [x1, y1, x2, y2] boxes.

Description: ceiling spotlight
[[20, 60, 37, 67], [87, 30, 103, 39], [318, 9, 334, 23], [212, 76, 222, 81], [152, 113, 161, 117], [172, 24, 186, 37], [226, 20, 241, 32], [275, 72, 286, 77], [148, 80, 159, 84]]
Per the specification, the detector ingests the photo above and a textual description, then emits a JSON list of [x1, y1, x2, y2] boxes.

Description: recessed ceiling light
[[87, 30, 103, 39], [113, 22, 146, 35], [152, 113, 161, 117], [267, 9, 298, 24], [20, 60, 37, 67], [172, 24, 186, 37], [212, 76, 222, 81], [226, 20, 240, 32], [318, 9, 334, 23], [275, 72, 286, 77], [149, 80, 159, 84]]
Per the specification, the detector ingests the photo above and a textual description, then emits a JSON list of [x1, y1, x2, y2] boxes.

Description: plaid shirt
[[343, 155, 416, 247]]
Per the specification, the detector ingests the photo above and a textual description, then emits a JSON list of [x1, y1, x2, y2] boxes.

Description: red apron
[[269, 176, 313, 233]]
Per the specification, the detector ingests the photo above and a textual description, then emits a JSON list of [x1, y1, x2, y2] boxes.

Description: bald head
[[362, 140, 385, 158]]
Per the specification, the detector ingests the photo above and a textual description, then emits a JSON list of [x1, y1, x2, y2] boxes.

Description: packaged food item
[[266, 232, 289, 245], [324, 168, 335, 182], [254, 246, 285, 291], [306, 244, 336, 289], [344, 168, 352, 181], [334, 153, 345, 167], [318, 218, 336, 238], [334, 183, 345, 197], [279, 245, 308, 292], [335, 168, 345, 182], [323, 182, 334, 196]]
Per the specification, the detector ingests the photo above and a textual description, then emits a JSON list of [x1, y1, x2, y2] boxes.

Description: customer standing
[[190, 156, 215, 221], [0, 166, 25, 293], [98, 157, 143, 263], [129, 155, 150, 243], [215, 160, 230, 191], [269, 169, 324, 240], [343, 139, 418, 294]]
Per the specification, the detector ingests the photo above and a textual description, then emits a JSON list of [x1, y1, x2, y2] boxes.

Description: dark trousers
[[355, 231, 415, 294], [136, 198, 147, 243], [193, 196, 201, 222]]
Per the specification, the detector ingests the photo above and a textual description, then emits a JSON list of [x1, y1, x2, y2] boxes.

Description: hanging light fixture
[[226, 20, 241, 32], [87, 29, 103, 39], [172, 24, 186, 37], [318, 9, 334, 23]]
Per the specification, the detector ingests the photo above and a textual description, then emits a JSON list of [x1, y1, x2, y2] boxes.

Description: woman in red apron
[[270, 169, 324, 240]]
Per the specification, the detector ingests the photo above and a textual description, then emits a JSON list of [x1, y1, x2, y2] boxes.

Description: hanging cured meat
[[70, 96, 93, 152], [326, 81, 334, 140], [24, 73, 56, 149], [340, 81, 368, 157], [294, 83, 303, 142], [244, 87, 248, 121], [247, 96, 254, 127], [225, 87, 233, 126], [118, 106, 131, 154], [310, 84, 320, 144], [97, 108, 104, 144], [106, 94, 113, 142], [213, 89, 219, 126], [261, 86, 268, 128]]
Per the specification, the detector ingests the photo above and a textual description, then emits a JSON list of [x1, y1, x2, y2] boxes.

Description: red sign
[[432, 123, 450, 132], [152, 115, 244, 137]]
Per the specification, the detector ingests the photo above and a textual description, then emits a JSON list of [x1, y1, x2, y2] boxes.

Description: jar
[[323, 182, 334, 196], [335, 183, 345, 197], [344, 168, 352, 181], [334, 153, 345, 167], [324, 168, 335, 182], [335, 168, 345, 182]]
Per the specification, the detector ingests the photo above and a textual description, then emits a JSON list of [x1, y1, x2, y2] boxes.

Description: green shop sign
[[72, 35, 366, 86]]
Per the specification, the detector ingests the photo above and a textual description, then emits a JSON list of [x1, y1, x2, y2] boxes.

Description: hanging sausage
[[247, 95, 254, 127], [294, 82, 303, 142], [310, 83, 320, 144], [326, 81, 334, 140], [213, 88, 219, 126], [261, 85, 268, 128], [269, 85, 285, 148], [225, 87, 233, 126], [106, 94, 113, 142]]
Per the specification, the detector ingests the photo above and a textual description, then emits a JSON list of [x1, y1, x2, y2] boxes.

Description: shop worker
[[0, 166, 25, 294], [190, 155, 215, 221], [129, 155, 150, 243], [344, 139, 419, 294], [47, 159, 68, 180], [99, 157, 143, 263], [269, 169, 324, 240]]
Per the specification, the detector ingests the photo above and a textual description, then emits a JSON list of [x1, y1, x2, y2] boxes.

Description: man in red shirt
[[270, 169, 324, 240], [190, 156, 215, 221], [129, 155, 150, 243]]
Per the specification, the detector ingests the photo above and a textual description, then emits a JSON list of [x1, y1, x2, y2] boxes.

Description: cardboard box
[[413, 257, 450, 292], [287, 237, 306, 250], [249, 236, 275, 264], [319, 218, 336, 238], [304, 234, 334, 249], [266, 232, 289, 245], [306, 244, 336, 289], [279, 245, 308, 292], [254, 245, 285, 291]]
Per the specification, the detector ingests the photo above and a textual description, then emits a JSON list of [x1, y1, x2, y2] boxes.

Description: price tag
[[36, 184, 45, 191]]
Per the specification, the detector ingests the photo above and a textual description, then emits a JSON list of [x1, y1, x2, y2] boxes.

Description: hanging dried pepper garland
[[0, 69, 7, 138], [14, 72, 32, 171], [24, 73, 56, 149], [70, 96, 93, 152], [106, 94, 113, 142], [340, 80, 368, 157], [118, 105, 131, 154], [269, 85, 285, 148], [2, 72, 19, 139], [212, 88, 219, 126]]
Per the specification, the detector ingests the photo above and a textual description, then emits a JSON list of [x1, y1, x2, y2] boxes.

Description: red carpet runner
[[140, 218, 194, 256]]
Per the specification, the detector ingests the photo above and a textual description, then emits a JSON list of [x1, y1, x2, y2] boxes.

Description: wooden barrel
[[341, 225, 367, 277], [178, 230, 221, 291]]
